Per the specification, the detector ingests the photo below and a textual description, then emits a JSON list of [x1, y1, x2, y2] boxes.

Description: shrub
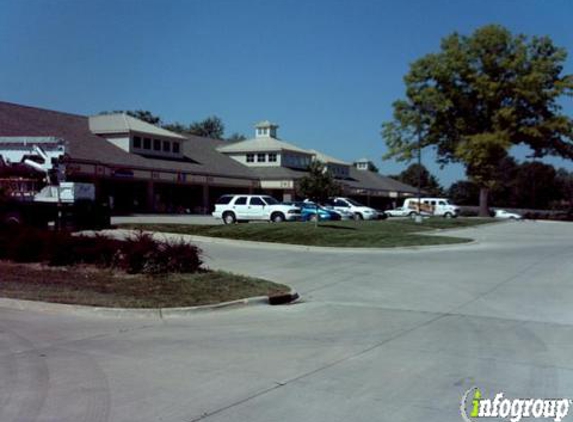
[[116, 231, 159, 274], [0, 227, 202, 275], [161, 240, 202, 274], [115, 232, 202, 275]]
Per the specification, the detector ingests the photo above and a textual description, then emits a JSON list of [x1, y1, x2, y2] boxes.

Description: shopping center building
[[0, 101, 417, 213]]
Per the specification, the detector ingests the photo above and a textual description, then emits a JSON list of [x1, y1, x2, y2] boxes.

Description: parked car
[[493, 209, 522, 220], [402, 197, 460, 218], [385, 207, 411, 217], [322, 205, 353, 220], [324, 197, 379, 220], [284, 201, 341, 222], [212, 195, 301, 224]]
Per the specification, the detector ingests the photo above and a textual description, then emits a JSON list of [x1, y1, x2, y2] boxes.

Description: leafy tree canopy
[[382, 24, 573, 215], [297, 161, 342, 203], [392, 163, 444, 196], [188, 116, 225, 139]]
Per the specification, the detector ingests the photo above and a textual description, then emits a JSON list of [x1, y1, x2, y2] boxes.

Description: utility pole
[[415, 120, 423, 224]]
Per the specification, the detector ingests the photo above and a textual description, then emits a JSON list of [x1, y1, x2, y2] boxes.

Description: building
[[0, 102, 417, 213], [218, 121, 417, 208]]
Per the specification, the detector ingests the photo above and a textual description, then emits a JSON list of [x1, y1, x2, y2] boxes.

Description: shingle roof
[[249, 166, 309, 180], [0, 101, 257, 180], [89, 113, 186, 139], [347, 167, 418, 193], [217, 136, 312, 155]]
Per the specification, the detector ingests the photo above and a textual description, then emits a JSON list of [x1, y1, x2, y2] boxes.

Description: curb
[[105, 230, 480, 253], [0, 290, 300, 319]]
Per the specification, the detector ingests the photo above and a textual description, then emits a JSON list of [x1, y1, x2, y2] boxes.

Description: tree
[[392, 163, 443, 196], [511, 161, 560, 209], [448, 180, 480, 205], [226, 133, 247, 143], [162, 122, 188, 134], [382, 25, 573, 216], [556, 168, 573, 209], [99, 110, 162, 125], [297, 161, 342, 204], [188, 116, 225, 139]]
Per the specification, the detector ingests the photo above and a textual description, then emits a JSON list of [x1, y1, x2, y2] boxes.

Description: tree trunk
[[479, 186, 490, 217]]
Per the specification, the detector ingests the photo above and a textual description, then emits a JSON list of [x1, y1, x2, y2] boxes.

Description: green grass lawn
[[0, 261, 289, 308], [120, 217, 495, 248]]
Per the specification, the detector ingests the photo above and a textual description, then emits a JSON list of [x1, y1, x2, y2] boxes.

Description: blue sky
[[1, 0, 572, 186]]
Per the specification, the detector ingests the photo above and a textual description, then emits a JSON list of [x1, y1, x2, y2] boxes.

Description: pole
[[415, 121, 423, 224]]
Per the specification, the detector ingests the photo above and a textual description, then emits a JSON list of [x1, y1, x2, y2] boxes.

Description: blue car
[[283, 202, 342, 222]]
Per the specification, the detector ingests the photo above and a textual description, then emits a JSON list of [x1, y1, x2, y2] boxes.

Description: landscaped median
[[0, 228, 291, 309], [119, 218, 494, 248]]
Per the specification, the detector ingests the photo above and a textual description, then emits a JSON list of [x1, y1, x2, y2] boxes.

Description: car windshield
[[262, 196, 279, 205], [346, 198, 364, 206]]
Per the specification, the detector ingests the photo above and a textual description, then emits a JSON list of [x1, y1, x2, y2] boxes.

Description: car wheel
[[309, 214, 318, 222], [408, 211, 418, 217], [444, 212, 453, 219], [354, 213, 363, 221], [271, 212, 285, 223], [223, 212, 236, 225]]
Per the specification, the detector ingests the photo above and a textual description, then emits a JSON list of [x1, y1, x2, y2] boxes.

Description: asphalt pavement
[[1, 221, 573, 422]]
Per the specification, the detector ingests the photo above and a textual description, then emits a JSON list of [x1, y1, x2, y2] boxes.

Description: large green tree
[[382, 25, 573, 216], [392, 163, 444, 196]]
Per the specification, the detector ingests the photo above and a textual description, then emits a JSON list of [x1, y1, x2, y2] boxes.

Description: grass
[[119, 217, 495, 248], [0, 261, 289, 308]]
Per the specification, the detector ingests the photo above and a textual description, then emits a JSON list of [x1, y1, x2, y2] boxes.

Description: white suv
[[212, 195, 301, 224], [325, 197, 379, 220]]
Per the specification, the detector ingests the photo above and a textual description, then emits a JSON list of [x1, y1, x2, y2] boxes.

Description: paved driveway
[[1, 221, 573, 422]]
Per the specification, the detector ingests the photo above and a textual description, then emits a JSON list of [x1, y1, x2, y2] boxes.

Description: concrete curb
[[0, 290, 300, 319], [148, 231, 480, 253]]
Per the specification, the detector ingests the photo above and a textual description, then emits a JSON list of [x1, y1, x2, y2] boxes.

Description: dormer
[[89, 113, 186, 159], [354, 158, 377, 172], [255, 121, 279, 139]]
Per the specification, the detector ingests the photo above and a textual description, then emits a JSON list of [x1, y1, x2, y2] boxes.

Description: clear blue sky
[[1, 0, 572, 187]]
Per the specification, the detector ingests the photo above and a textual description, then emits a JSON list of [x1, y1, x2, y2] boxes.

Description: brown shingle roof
[[0, 101, 257, 180]]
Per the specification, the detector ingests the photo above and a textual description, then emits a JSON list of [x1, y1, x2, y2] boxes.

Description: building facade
[[0, 102, 417, 213]]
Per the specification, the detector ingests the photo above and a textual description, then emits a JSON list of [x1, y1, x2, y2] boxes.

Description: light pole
[[415, 120, 423, 224]]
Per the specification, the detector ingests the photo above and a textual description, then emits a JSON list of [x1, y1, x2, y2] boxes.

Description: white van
[[402, 197, 460, 218]]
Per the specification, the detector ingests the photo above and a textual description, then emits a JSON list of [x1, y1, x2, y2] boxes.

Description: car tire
[[408, 211, 418, 217], [354, 213, 363, 221], [223, 212, 236, 225], [271, 212, 285, 223], [309, 214, 318, 222], [444, 212, 453, 219]]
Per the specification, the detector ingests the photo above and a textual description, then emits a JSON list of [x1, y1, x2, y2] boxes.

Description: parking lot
[[1, 221, 573, 422]]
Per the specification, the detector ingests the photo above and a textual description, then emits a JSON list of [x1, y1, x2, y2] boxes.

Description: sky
[[1, 0, 572, 187]]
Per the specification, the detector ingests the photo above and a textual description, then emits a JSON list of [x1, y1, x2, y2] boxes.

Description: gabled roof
[[217, 136, 312, 155], [0, 101, 256, 180], [309, 149, 350, 166], [88, 113, 186, 139]]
